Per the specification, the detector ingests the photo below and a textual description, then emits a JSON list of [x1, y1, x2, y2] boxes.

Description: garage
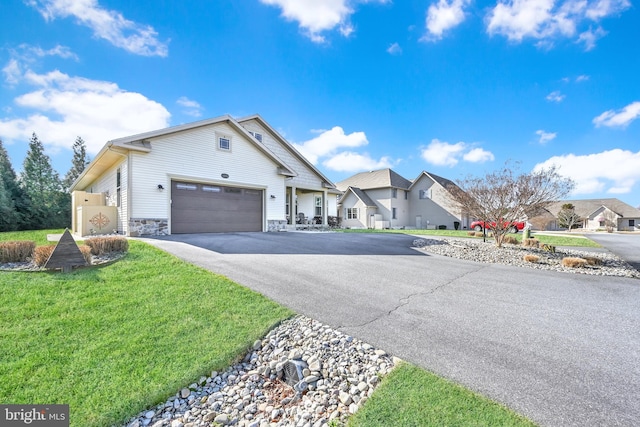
[[171, 180, 263, 233]]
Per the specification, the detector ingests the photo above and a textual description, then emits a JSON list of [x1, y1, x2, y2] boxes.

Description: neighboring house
[[70, 114, 339, 236], [336, 169, 469, 230], [539, 198, 640, 231]]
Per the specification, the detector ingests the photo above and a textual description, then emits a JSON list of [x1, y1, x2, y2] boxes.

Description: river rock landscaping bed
[[413, 237, 640, 278], [123, 316, 399, 427]]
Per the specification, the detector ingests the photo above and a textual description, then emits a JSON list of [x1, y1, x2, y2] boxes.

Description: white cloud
[[177, 96, 203, 118], [387, 42, 402, 55], [322, 151, 393, 172], [0, 67, 170, 154], [421, 139, 494, 166], [463, 147, 495, 162], [577, 26, 606, 50], [293, 126, 368, 164], [536, 129, 557, 144], [486, 0, 630, 50], [259, 0, 387, 43], [27, 0, 168, 56], [424, 0, 470, 40], [292, 126, 395, 172], [593, 101, 640, 128], [534, 149, 640, 195], [546, 90, 565, 102], [575, 74, 590, 82]]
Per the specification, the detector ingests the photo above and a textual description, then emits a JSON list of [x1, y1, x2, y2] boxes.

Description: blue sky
[[1, 0, 639, 207]]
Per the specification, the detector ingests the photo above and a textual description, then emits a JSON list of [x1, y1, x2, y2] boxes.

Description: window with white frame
[[404, 190, 408, 200], [392, 207, 397, 219], [392, 188, 397, 198], [116, 168, 121, 207], [249, 131, 263, 142], [315, 196, 322, 216], [218, 136, 230, 151], [345, 208, 358, 219], [419, 189, 431, 199]]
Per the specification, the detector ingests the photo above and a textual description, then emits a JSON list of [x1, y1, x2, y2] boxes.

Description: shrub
[[474, 231, 484, 237], [583, 256, 603, 266], [467, 231, 476, 236], [78, 245, 93, 265], [523, 254, 540, 263], [562, 257, 587, 268], [85, 236, 129, 255], [522, 238, 540, 248], [0, 241, 36, 263], [503, 236, 519, 245], [33, 245, 56, 267], [541, 244, 556, 253]]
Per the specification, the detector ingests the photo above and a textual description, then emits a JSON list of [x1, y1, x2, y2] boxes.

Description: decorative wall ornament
[[89, 212, 111, 230]]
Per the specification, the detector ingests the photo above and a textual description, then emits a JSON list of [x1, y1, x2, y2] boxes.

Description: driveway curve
[[144, 232, 640, 427]]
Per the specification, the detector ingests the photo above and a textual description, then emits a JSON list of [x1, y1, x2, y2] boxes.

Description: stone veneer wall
[[268, 219, 287, 232], [129, 218, 168, 236]]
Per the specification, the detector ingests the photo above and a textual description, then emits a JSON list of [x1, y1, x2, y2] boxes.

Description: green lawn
[[339, 228, 601, 248], [1, 230, 537, 427], [348, 363, 537, 427], [0, 232, 293, 426]]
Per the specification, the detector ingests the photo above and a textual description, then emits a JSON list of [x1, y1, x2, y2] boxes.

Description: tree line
[[0, 133, 88, 232]]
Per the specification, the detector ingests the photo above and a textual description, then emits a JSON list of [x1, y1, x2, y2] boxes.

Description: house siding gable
[[408, 174, 462, 229], [241, 118, 325, 190], [128, 122, 286, 226]]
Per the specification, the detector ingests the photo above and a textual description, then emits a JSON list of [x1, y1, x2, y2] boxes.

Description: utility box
[[76, 205, 118, 236]]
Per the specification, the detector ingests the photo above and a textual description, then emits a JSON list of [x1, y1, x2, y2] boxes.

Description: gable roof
[[335, 168, 412, 191], [547, 198, 640, 218], [409, 171, 459, 192], [238, 114, 337, 190], [338, 186, 378, 207], [71, 114, 296, 191]]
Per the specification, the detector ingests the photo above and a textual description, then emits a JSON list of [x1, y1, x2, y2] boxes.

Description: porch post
[[323, 190, 328, 226], [290, 186, 297, 225]]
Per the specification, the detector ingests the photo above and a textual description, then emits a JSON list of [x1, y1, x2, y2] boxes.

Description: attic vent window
[[219, 137, 230, 150], [249, 131, 263, 142]]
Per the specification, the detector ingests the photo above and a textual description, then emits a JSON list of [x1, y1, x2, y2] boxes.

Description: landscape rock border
[[123, 315, 400, 427], [413, 237, 640, 278]]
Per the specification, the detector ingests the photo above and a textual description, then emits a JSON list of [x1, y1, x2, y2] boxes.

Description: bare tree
[[601, 209, 618, 233], [557, 203, 582, 231], [447, 163, 575, 247]]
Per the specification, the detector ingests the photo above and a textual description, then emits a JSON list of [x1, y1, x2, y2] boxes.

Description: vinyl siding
[[241, 119, 325, 189], [128, 123, 286, 226], [408, 174, 462, 229]]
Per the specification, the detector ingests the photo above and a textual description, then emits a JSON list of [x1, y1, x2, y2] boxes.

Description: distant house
[[336, 169, 468, 230], [70, 114, 339, 236], [536, 198, 640, 231]]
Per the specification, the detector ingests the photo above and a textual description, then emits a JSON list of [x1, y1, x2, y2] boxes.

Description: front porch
[[285, 185, 338, 228]]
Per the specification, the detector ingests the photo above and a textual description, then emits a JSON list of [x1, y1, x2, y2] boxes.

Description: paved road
[[145, 232, 640, 427], [587, 232, 640, 271]]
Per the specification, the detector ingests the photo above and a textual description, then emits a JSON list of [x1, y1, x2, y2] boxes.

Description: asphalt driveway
[[146, 232, 640, 427]]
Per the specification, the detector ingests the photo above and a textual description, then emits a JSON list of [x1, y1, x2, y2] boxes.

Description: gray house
[[336, 169, 468, 230]]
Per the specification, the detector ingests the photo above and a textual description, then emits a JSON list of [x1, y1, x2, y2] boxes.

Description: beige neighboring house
[[70, 114, 339, 236], [336, 169, 469, 230], [540, 198, 640, 231]]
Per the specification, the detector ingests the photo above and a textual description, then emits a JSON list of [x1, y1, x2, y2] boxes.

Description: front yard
[[1, 230, 536, 426]]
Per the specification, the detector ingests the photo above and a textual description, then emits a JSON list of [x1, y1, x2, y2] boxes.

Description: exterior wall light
[[157, 184, 164, 191], [270, 195, 276, 199]]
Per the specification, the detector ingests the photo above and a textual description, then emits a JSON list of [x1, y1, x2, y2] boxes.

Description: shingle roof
[[408, 171, 459, 192], [335, 169, 412, 191], [339, 187, 378, 207], [547, 198, 640, 218]]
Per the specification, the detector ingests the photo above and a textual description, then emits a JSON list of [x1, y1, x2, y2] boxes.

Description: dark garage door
[[171, 181, 263, 233]]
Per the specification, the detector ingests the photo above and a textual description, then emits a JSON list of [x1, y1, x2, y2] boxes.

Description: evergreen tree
[[0, 139, 22, 231], [20, 133, 67, 229], [63, 136, 89, 189]]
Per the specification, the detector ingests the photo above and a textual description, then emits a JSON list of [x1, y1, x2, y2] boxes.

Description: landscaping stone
[[413, 237, 640, 278], [122, 316, 397, 427]]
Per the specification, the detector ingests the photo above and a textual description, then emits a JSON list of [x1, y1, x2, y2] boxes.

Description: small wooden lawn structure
[[45, 229, 87, 273]]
